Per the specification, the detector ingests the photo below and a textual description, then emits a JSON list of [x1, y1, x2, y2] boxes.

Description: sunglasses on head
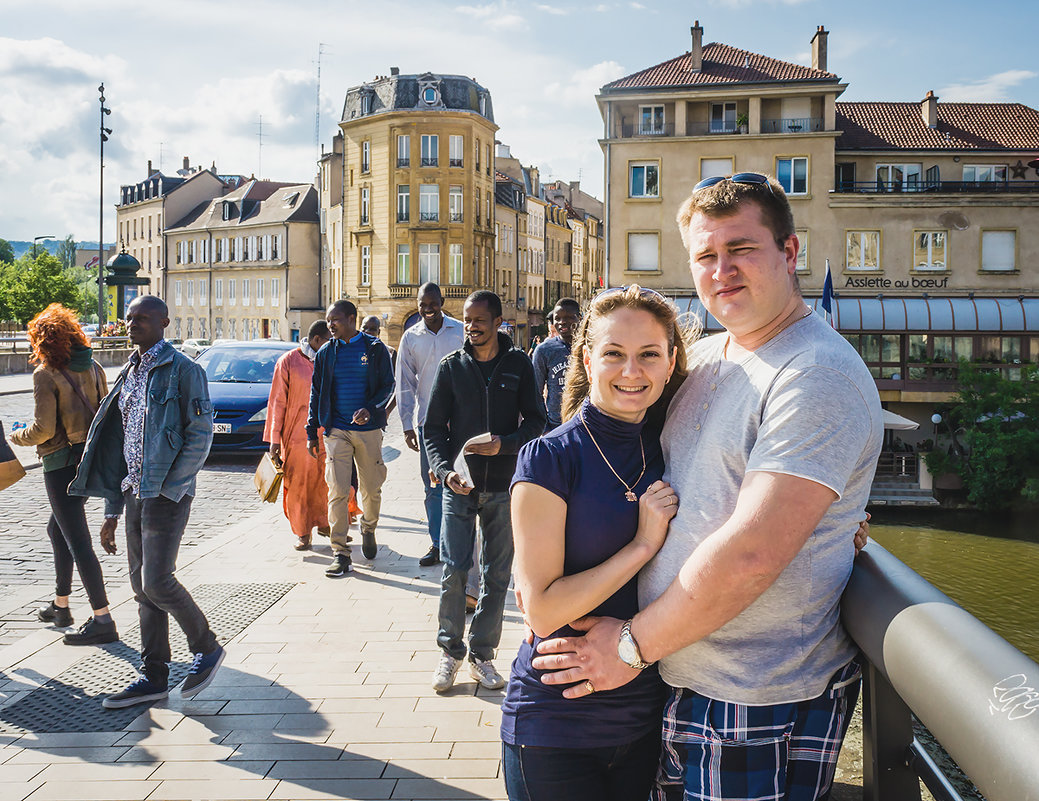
[[597, 285, 668, 302], [693, 172, 775, 195]]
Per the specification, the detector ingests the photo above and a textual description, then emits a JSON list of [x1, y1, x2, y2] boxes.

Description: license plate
[[213, 423, 232, 434]]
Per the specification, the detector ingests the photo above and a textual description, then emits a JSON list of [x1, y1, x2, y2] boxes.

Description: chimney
[[390, 66, 399, 76], [811, 25, 828, 72], [690, 20, 703, 72], [921, 90, 939, 128], [183, 156, 190, 171], [147, 159, 152, 175]]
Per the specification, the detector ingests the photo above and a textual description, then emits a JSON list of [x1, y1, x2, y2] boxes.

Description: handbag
[[254, 451, 284, 503], [0, 422, 26, 492]]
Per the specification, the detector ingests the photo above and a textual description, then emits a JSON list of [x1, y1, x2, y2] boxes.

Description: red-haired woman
[[10, 304, 119, 646]]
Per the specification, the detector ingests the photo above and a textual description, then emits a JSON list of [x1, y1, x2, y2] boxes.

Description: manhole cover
[[0, 582, 294, 733]]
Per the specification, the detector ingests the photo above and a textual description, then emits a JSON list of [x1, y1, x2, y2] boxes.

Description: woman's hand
[[634, 480, 678, 555]]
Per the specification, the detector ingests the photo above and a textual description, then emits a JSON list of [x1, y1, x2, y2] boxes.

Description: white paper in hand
[[453, 432, 493, 488]]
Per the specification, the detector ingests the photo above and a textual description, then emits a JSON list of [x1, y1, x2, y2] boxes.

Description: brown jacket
[[10, 362, 107, 458]]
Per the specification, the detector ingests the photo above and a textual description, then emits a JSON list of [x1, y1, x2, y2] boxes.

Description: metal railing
[[761, 117, 825, 133], [843, 543, 1039, 801], [449, 212, 464, 223], [397, 157, 410, 168], [621, 122, 675, 138], [420, 157, 438, 167], [875, 451, 919, 479], [449, 158, 464, 167], [418, 212, 439, 222], [834, 180, 1039, 194]]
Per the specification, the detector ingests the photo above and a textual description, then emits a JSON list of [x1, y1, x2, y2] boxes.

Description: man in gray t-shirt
[[533, 175, 882, 800], [531, 298, 580, 430]]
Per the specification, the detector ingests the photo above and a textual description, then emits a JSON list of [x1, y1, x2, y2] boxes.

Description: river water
[[870, 508, 1039, 663]]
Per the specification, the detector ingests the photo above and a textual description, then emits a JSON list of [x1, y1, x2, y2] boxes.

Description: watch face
[[618, 634, 638, 666]]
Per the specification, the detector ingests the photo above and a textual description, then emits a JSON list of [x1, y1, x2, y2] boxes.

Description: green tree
[[56, 234, 77, 271], [1, 252, 87, 325], [926, 361, 1039, 509], [0, 238, 14, 264]]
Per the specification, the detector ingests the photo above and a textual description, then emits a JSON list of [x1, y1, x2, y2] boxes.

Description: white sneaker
[[432, 653, 461, 693], [468, 659, 505, 690]]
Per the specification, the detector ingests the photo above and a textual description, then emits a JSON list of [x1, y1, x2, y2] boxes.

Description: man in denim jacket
[[71, 296, 224, 709]]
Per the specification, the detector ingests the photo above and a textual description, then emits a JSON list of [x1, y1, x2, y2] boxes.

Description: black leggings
[[43, 463, 109, 609]]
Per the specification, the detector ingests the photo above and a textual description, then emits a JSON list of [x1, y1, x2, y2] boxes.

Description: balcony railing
[[418, 212, 439, 222], [620, 123, 675, 138], [397, 212, 409, 223], [449, 158, 463, 167], [397, 157, 410, 168], [449, 212, 464, 223], [443, 285, 472, 298], [420, 157, 438, 167], [389, 284, 418, 299], [834, 180, 1039, 194], [761, 117, 824, 133]]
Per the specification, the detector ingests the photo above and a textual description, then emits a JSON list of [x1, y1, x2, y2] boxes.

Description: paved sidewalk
[[0, 440, 520, 801]]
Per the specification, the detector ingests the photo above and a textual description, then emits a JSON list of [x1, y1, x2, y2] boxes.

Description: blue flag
[[821, 259, 834, 326]]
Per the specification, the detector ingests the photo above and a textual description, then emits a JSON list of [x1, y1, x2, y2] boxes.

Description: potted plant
[[736, 113, 749, 134]]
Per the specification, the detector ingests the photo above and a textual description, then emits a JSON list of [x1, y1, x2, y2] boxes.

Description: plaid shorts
[[651, 660, 861, 801]]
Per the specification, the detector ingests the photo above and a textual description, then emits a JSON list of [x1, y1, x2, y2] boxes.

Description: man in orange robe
[[265, 321, 335, 550]]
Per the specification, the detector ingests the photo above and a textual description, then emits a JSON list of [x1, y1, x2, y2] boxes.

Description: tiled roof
[[602, 42, 837, 91], [167, 182, 317, 231], [836, 102, 1039, 150]]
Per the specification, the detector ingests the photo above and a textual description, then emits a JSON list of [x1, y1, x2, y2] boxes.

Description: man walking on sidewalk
[[71, 295, 224, 708], [307, 299, 395, 578], [423, 290, 546, 692], [532, 297, 581, 431], [395, 282, 464, 568]]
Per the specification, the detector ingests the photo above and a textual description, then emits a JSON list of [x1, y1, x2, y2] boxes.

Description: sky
[[2, 0, 1037, 244]]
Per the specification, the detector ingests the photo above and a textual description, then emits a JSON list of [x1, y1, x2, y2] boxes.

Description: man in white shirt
[[395, 282, 465, 566]]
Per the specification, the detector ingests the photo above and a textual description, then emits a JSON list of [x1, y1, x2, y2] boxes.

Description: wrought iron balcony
[[418, 212, 439, 222], [420, 157, 438, 167], [833, 180, 1039, 194], [449, 212, 464, 223], [397, 157, 410, 168], [761, 117, 824, 133], [397, 212, 409, 223], [621, 123, 675, 138], [449, 158, 463, 167]]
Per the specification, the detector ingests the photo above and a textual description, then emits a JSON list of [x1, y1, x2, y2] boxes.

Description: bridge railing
[[843, 543, 1039, 801]]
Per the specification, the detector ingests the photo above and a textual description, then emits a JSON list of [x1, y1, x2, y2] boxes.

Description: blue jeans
[[418, 426, 441, 548], [124, 491, 218, 686], [502, 727, 661, 801], [437, 490, 513, 662]]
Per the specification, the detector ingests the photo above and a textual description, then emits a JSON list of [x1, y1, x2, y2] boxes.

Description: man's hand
[[404, 429, 420, 452], [352, 408, 371, 426], [530, 616, 640, 698], [307, 439, 320, 459], [854, 512, 871, 556], [445, 471, 472, 495], [465, 435, 501, 457], [269, 443, 282, 468], [428, 469, 440, 487], [99, 518, 119, 555]]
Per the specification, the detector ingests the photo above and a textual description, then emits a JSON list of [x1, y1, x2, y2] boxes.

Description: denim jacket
[[70, 341, 213, 515]]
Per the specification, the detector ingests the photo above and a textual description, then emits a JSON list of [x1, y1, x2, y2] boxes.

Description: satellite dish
[[937, 211, 970, 230]]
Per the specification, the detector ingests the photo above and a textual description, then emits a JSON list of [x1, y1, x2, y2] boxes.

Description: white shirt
[[395, 315, 465, 430]]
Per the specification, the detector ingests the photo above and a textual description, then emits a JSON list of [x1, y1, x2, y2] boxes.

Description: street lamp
[[32, 235, 55, 259], [98, 84, 112, 326]]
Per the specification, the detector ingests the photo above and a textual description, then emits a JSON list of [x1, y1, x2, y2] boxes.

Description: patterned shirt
[[119, 339, 166, 494]]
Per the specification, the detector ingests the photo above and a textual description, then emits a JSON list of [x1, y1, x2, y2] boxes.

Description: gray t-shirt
[[639, 312, 883, 705], [532, 336, 571, 427]]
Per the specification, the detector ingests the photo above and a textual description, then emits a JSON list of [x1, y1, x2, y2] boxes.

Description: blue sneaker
[[179, 645, 225, 697], [102, 677, 169, 709]]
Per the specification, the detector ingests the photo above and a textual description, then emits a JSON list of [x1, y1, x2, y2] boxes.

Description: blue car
[[195, 340, 297, 451]]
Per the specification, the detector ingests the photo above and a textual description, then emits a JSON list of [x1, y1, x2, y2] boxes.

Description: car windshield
[[196, 346, 286, 384]]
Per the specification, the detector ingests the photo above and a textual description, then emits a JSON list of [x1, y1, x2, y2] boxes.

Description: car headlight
[[248, 407, 268, 422]]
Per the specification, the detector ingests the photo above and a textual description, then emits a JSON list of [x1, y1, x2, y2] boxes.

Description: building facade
[[319, 70, 498, 344], [494, 171, 525, 344], [164, 180, 322, 342], [598, 21, 1039, 436]]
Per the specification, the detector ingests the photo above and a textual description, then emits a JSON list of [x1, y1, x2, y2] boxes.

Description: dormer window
[[360, 89, 374, 116], [423, 87, 437, 104], [221, 201, 233, 221], [418, 77, 442, 108], [283, 191, 300, 208]]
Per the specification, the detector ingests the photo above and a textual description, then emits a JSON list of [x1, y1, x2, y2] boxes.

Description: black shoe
[[361, 530, 378, 560], [180, 645, 226, 697], [63, 617, 119, 646], [419, 545, 441, 567], [38, 602, 73, 627], [325, 554, 352, 578], [102, 677, 168, 709]]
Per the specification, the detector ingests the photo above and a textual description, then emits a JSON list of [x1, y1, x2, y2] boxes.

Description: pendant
[[625, 491, 637, 502]]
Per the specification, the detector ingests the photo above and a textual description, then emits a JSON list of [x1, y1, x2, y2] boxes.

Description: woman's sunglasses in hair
[[596, 285, 668, 301], [693, 172, 775, 195]]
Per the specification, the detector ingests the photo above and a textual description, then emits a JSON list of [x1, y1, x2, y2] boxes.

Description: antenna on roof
[[255, 115, 264, 178], [315, 43, 327, 164], [158, 142, 164, 172]]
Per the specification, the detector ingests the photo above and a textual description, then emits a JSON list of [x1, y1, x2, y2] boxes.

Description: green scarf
[[68, 345, 93, 372]]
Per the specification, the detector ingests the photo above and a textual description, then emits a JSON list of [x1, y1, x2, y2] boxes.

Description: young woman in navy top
[[501, 286, 689, 801]]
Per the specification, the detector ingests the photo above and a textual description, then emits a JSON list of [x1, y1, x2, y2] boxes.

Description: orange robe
[[264, 348, 330, 538]]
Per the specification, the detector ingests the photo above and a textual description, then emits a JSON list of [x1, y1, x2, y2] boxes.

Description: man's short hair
[[307, 319, 329, 339], [361, 315, 381, 334], [465, 290, 502, 319], [418, 282, 443, 301], [552, 297, 581, 320], [129, 294, 168, 317], [676, 175, 794, 252], [328, 299, 357, 319]]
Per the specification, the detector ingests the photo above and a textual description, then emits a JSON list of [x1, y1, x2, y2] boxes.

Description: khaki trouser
[[323, 428, 387, 555]]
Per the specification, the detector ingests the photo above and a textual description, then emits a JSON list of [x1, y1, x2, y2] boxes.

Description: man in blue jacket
[[307, 299, 395, 578], [70, 295, 223, 709]]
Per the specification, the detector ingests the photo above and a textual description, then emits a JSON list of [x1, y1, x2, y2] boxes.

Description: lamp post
[[98, 84, 112, 326], [32, 235, 55, 259]]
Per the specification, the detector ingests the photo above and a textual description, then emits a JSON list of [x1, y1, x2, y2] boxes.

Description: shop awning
[[672, 296, 1039, 333]]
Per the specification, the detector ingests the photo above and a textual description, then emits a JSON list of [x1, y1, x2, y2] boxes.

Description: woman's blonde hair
[[560, 286, 699, 423]]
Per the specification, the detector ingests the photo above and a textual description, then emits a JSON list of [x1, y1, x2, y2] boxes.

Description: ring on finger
[[584, 680, 595, 694]]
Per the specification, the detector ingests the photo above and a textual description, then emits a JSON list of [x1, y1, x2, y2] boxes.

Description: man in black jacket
[[423, 291, 546, 692]]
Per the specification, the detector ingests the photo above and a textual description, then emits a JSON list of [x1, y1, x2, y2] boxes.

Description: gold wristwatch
[[617, 618, 652, 670]]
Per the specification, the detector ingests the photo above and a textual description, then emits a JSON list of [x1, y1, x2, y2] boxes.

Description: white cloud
[[938, 70, 1037, 102], [535, 3, 568, 14], [454, 1, 527, 29], [544, 60, 627, 104]]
